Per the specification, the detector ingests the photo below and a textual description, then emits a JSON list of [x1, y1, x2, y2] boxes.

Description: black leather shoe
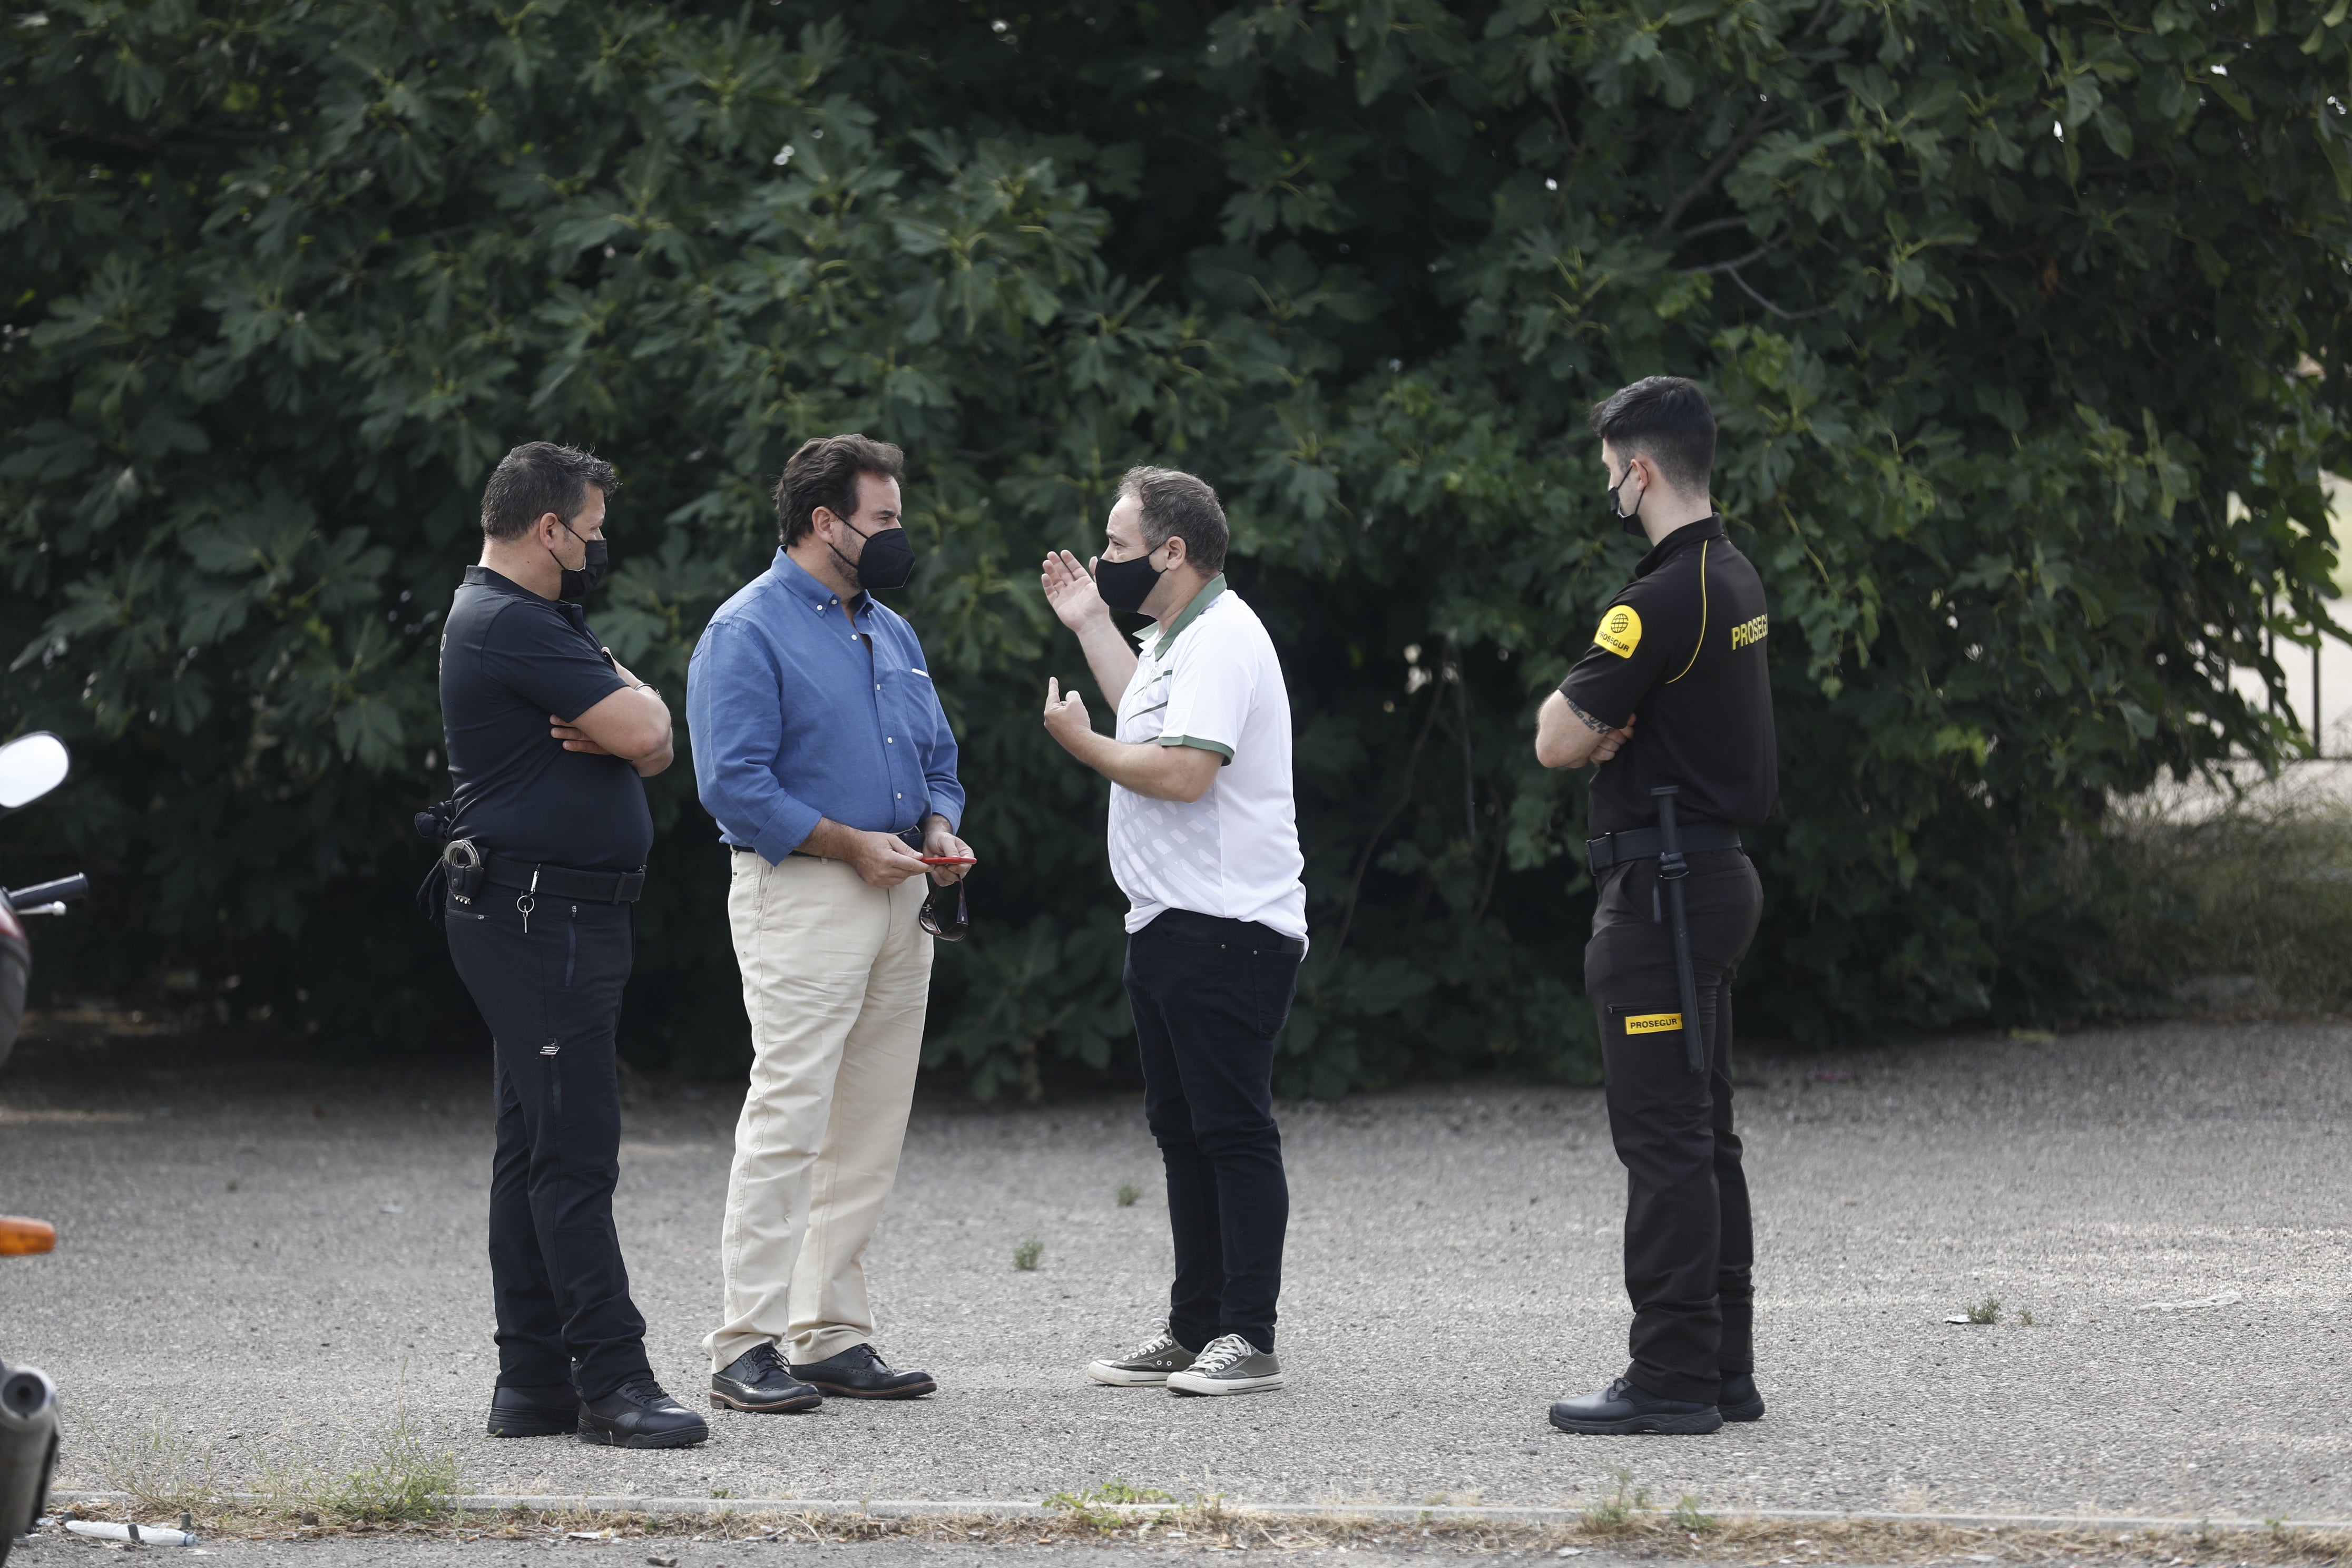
[[1549, 1377, 1723, 1435], [578, 1377, 710, 1448], [789, 1343, 936, 1399], [712, 1344, 822, 1414], [486, 1383, 580, 1438], [1719, 1373, 1765, 1423]]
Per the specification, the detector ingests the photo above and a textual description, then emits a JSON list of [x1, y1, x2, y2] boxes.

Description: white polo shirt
[[1108, 577, 1307, 942]]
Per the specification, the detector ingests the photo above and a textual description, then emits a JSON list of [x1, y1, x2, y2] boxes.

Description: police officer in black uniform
[[1534, 377, 1777, 1436], [434, 442, 707, 1449]]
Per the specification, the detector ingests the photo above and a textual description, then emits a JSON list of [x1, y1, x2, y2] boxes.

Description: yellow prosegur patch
[[1730, 612, 1770, 650], [1623, 1012, 1683, 1035], [1594, 604, 1642, 658]]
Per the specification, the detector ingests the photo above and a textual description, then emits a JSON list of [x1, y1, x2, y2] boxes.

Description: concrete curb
[[48, 1491, 2352, 1533]]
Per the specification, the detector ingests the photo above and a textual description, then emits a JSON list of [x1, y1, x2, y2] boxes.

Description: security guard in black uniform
[[429, 442, 708, 1449], [1533, 377, 1777, 1436]]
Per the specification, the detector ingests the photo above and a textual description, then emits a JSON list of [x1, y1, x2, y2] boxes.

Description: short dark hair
[[1118, 465, 1229, 575], [480, 443, 618, 541], [1586, 376, 1717, 495], [775, 434, 906, 546]]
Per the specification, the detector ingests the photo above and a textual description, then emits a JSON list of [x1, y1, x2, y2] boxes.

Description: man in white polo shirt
[[1039, 465, 1306, 1398]]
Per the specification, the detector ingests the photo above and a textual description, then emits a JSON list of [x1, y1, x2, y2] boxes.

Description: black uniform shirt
[[1559, 516, 1778, 835], [439, 566, 651, 871]]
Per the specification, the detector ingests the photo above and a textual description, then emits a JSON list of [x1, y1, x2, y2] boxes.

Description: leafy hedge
[[4, 0, 2347, 1095]]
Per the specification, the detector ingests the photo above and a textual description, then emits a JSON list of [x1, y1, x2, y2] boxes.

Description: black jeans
[[1124, 909, 1301, 1355], [1582, 848, 1763, 1405], [446, 888, 651, 1402]]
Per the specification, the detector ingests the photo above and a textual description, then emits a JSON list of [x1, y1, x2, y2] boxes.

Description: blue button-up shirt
[[687, 551, 964, 863]]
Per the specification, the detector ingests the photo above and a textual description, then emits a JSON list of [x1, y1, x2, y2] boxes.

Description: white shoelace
[[1119, 1330, 1182, 1363], [1186, 1334, 1253, 1375]]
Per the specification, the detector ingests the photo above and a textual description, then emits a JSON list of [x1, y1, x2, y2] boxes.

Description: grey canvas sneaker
[[1086, 1325, 1197, 1387], [1164, 1332, 1283, 1397]]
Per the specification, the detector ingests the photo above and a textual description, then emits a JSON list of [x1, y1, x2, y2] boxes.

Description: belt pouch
[[443, 839, 486, 905]]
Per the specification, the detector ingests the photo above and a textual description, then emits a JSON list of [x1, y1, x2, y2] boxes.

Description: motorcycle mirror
[[0, 732, 69, 811], [0, 1217, 55, 1256]]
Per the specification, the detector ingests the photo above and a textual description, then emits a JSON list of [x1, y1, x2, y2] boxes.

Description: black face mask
[[1093, 548, 1164, 614], [551, 523, 609, 603], [831, 518, 915, 593], [1608, 462, 1647, 539]]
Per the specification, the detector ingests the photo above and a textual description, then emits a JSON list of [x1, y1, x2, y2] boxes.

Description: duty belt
[[482, 852, 645, 904], [1585, 821, 1742, 877]]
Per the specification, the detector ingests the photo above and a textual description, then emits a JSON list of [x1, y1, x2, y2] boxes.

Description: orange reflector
[[0, 1217, 56, 1256]]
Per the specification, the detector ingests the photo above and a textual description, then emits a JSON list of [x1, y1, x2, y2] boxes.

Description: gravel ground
[[1, 1018, 2346, 1523]]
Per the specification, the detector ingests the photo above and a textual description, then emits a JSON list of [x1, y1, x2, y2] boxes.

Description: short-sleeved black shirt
[[439, 566, 650, 871], [1559, 516, 1779, 835]]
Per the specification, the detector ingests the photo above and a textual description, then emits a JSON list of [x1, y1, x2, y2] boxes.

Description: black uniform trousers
[[1582, 847, 1763, 1406], [1124, 909, 1302, 1356], [446, 889, 651, 1403]]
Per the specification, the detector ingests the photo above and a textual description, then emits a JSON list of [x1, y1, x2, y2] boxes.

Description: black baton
[[1650, 785, 1706, 1074]]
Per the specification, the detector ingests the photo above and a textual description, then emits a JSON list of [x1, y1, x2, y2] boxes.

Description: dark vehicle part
[[1, 733, 72, 1567], [0, 1358, 60, 1566]]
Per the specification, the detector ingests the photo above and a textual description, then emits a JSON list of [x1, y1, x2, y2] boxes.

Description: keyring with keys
[[516, 865, 540, 933]]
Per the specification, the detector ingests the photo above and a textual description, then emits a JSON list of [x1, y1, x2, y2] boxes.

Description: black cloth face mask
[[831, 518, 915, 593], [1092, 548, 1164, 614], [1609, 462, 1647, 540], [551, 523, 609, 603]]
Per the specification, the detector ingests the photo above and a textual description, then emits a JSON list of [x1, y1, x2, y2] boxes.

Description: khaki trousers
[[702, 852, 933, 1371]]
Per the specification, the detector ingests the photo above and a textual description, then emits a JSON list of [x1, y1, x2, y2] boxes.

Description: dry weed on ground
[[42, 1498, 2352, 1563]]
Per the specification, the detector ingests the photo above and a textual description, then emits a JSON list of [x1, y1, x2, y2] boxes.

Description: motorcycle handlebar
[[3, 875, 87, 913]]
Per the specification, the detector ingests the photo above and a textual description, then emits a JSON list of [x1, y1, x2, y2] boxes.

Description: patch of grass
[[1012, 1236, 1043, 1270], [1044, 1478, 1174, 1530], [2017, 1308, 2035, 1326], [97, 1410, 224, 1516], [1965, 1296, 2003, 1325], [319, 1400, 459, 1523], [1115, 1181, 1142, 1208], [1581, 1468, 1651, 1534], [1669, 1494, 1716, 1533], [248, 1384, 460, 1526]]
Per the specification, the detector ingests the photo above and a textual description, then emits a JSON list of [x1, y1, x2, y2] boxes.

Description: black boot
[[579, 1376, 710, 1448], [486, 1383, 580, 1438], [1548, 1377, 1723, 1436], [1719, 1373, 1765, 1422], [789, 1344, 936, 1399], [712, 1344, 822, 1414]]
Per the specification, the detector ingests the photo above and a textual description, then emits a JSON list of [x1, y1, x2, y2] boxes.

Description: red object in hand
[[918, 856, 976, 866]]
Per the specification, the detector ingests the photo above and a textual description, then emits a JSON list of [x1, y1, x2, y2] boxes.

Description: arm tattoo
[[1564, 697, 1613, 734]]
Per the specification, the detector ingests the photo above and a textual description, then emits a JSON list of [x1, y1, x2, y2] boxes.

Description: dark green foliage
[[4, 0, 2347, 1092]]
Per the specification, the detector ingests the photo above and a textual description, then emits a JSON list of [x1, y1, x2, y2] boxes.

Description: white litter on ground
[[2133, 1290, 2244, 1312]]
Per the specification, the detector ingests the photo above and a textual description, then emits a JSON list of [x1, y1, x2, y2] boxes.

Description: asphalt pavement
[[1, 1018, 2346, 1524]]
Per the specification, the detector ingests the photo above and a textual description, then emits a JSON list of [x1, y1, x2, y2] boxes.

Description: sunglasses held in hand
[[920, 879, 968, 941]]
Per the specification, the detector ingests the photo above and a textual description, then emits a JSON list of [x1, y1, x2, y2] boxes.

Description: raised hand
[[1042, 677, 1093, 751], [1040, 548, 1110, 634]]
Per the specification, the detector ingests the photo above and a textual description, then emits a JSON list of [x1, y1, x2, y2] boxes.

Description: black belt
[[732, 844, 826, 861], [731, 830, 922, 863], [1585, 822, 1742, 874], [483, 853, 645, 904]]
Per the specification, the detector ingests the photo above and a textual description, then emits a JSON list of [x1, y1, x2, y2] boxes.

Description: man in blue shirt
[[687, 433, 973, 1415]]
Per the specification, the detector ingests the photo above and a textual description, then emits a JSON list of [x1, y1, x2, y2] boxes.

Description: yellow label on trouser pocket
[[1623, 1012, 1683, 1035]]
